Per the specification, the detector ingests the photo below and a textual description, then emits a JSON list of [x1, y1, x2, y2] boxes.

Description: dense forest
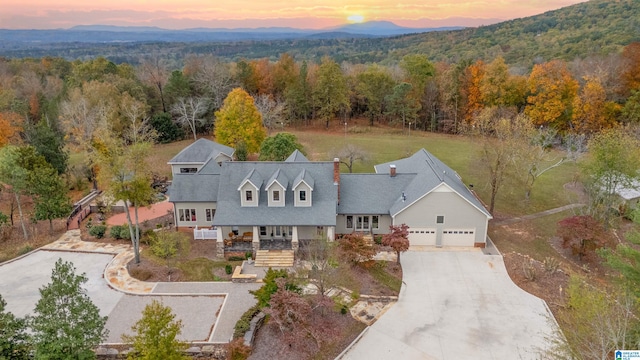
[[1, 0, 638, 69]]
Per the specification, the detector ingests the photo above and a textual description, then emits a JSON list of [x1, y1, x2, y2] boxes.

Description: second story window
[[273, 190, 280, 202], [299, 190, 306, 201], [246, 190, 253, 202]]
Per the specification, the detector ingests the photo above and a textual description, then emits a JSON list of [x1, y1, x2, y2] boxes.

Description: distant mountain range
[[0, 21, 463, 43]]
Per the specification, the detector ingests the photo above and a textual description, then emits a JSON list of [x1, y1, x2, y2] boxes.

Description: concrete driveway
[[343, 250, 555, 360]]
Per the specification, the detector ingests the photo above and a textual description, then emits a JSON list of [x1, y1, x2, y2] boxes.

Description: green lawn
[[289, 129, 579, 217]]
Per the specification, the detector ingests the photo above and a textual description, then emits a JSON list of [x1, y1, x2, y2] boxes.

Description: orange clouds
[[0, 0, 589, 29]]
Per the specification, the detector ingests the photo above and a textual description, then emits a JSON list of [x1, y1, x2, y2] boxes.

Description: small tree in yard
[[30, 258, 108, 359], [250, 268, 300, 308], [338, 232, 376, 266], [122, 300, 188, 360], [0, 294, 30, 360], [264, 279, 339, 355], [382, 224, 410, 264], [557, 215, 608, 262], [303, 238, 339, 296]]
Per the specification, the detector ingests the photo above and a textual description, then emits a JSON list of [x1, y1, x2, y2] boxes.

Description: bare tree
[[171, 97, 208, 141], [520, 127, 565, 200], [254, 94, 285, 134], [191, 55, 235, 110], [335, 144, 369, 173], [137, 56, 169, 113], [120, 94, 157, 144]]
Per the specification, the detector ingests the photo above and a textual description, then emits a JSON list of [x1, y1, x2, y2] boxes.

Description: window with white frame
[[180, 167, 197, 173], [372, 215, 379, 229], [346, 215, 353, 229], [273, 190, 280, 202], [206, 209, 216, 222], [245, 190, 253, 201], [260, 226, 267, 236], [179, 208, 196, 222], [299, 190, 306, 201]]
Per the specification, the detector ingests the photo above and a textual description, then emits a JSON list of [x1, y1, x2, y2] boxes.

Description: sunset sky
[[0, 0, 589, 30]]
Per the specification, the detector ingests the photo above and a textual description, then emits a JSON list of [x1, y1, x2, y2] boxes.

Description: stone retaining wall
[[95, 343, 227, 359]]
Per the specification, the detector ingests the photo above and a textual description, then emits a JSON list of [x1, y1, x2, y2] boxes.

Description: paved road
[[343, 250, 555, 360]]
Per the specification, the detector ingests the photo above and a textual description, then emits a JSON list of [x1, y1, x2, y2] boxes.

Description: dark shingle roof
[[214, 161, 337, 226], [169, 174, 220, 202], [168, 138, 234, 164], [338, 174, 415, 214], [285, 150, 309, 162], [375, 149, 491, 218]]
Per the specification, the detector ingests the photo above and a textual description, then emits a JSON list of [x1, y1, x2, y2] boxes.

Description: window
[[299, 190, 306, 201], [436, 215, 445, 224], [260, 226, 267, 236], [206, 209, 216, 222], [372, 216, 379, 229], [245, 190, 253, 201], [179, 209, 196, 222], [273, 190, 280, 202], [275, 226, 282, 237], [346, 215, 353, 229], [180, 167, 197, 173]]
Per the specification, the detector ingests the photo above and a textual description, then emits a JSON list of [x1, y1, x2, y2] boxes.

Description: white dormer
[[238, 169, 262, 207], [292, 169, 314, 207], [266, 169, 287, 207]]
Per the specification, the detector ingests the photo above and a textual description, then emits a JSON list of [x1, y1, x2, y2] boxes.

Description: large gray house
[[168, 139, 492, 252]]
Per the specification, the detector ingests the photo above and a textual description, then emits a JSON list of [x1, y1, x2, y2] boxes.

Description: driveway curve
[[343, 250, 555, 360]]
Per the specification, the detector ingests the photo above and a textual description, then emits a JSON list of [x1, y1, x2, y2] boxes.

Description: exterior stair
[[254, 250, 295, 267]]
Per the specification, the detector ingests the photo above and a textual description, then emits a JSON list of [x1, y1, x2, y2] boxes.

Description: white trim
[[392, 182, 492, 219]]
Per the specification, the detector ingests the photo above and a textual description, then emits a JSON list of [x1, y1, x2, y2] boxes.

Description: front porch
[[225, 238, 293, 252]]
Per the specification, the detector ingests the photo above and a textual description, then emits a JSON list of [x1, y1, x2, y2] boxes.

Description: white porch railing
[[194, 226, 217, 240]]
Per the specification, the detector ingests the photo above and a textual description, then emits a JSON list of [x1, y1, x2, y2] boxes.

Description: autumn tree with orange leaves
[[572, 77, 620, 134], [525, 60, 579, 131]]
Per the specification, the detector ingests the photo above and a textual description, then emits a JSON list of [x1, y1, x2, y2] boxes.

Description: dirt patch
[[502, 252, 569, 313], [248, 310, 366, 360]]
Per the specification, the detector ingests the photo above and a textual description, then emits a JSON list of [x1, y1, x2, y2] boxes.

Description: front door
[[356, 216, 370, 232]]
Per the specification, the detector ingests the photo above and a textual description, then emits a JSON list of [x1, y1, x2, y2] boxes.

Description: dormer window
[[273, 190, 280, 202], [299, 190, 306, 201], [246, 190, 253, 202]]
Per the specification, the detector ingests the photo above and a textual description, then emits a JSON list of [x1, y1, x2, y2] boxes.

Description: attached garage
[[442, 229, 476, 247], [408, 228, 437, 246]]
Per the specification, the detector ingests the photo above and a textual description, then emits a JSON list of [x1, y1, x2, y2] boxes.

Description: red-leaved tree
[[338, 232, 376, 265], [557, 215, 607, 262], [382, 224, 410, 264]]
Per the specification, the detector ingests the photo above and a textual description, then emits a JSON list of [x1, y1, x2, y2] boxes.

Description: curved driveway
[[343, 250, 555, 359]]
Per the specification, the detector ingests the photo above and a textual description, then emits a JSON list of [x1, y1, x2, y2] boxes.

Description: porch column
[[216, 226, 224, 259], [327, 226, 335, 242], [292, 226, 299, 251], [252, 226, 260, 255]]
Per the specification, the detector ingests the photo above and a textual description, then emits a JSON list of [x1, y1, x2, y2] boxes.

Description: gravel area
[[104, 294, 224, 343], [0, 250, 123, 318], [152, 282, 261, 342]]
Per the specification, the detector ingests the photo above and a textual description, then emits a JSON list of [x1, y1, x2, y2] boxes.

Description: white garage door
[[442, 229, 476, 247], [408, 228, 436, 246]]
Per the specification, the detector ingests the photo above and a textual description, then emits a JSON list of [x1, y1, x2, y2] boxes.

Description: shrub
[[225, 264, 233, 275], [228, 256, 245, 261], [233, 304, 261, 339], [338, 232, 376, 265], [245, 251, 253, 259], [226, 338, 251, 360], [373, 235, 383, 245], [18, 244, 33, 255], [89, 225, 107, 238], [110, 225, 124, 239], [522, 259, 536, 281]]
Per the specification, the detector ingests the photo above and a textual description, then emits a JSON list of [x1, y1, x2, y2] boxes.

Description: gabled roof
[[168, 138, 234, 164], [214, 161, 337, 226], [292, 168, 315, 190], [375, 149, 492, 218], [266, 168, 289, 190], [285, 150, 309, 162], [237, 169, 263, 191], [196, 157, 223, 175]]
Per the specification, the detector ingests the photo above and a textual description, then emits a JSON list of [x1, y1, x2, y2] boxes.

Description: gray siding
[[174, 202, 217, 228], [335, 214, 392, 235], [394, 189, 487, 244]]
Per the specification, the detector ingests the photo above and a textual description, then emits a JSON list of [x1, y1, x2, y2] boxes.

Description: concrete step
[[254, 250, 295, 267]]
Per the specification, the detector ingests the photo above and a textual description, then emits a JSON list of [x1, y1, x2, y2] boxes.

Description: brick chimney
[[333, 158, 340, 204], [390, 164, 396, 177]]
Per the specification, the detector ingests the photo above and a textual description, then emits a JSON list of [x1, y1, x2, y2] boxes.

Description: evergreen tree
[[30, 259, 108, 359], [0, 294, 30, 360]]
